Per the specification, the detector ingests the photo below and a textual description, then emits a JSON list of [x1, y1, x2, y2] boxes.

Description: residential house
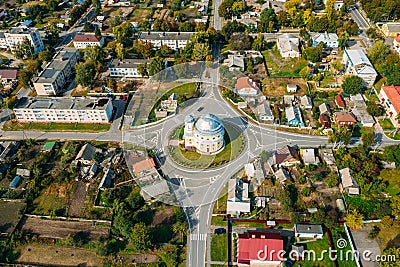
[[75, 143, 99, 165], [237, 232, 283, 266], [10, 176, 22, 188], [286, 106, 305, 127], [14, 97, 113, 123], [99, 168, 114, 189], [0, 141, 19, 162], [227, 178, 251, 215], [235, 77, 260, 97], [300, 95, 313, 109], [244, 163, 255, 178], [132, 157, 157, 178], [283, 94, 296, 105], [323, 0, 344, 10], [349, 94, 375, 127], [0, 69, 17, 87], [73, 34, 104, 49], [16, 168, 30, 179], [343, 49, 377, 87], [311, 32, 339, 48], [379, 85, 400, 127], [109, 58, 149, 78], [335, 94, 346, 108], [394, 34, 400, 55], [276, 33, 301, 58], [291, 244, 306, 260], [257, 101, 274, 121], [269, 145, 301, 167], [381, 22, 400, 37], [274, 168, 291, 184], [302, 148, 319, 165], [223, 55, 245, 72], [160, 97, 178, 113], [321, 148, 336, 165], [138, 31, 194, 50], [319, 103, 330, 115], [339, 167, 360, 195], [42, 141, 56, 152], [319, 114, 332, 132], [0, 27, 44, 54], [294, 224, 324, 239], [333, 111, 357, 126], [287, 84, 298, 93]]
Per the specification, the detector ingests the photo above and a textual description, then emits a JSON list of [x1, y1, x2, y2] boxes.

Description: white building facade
[[109, 58, 149, 78], [139, 32, 194, 50], [14, 97, 113, 123], [0, 27, 44, 54], [343, 49, 377, 87]]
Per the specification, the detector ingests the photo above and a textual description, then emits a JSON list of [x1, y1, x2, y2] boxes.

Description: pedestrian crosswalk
[[190, 234, 207, 241]]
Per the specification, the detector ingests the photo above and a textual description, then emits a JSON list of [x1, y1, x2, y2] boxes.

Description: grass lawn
[[213, 182, 228, 214], [379, 119, 395, 131], [379, 169, 400, 196], [211, 216, 228, 227], [319, 75, 336, 88], [294, 235, 334, 267], [168, 123, 244, 169], [211, 233, 228, 262], [32, 194, 68, 215], [0, 200, 25, 233], [371, 222, 400, 249], [262, 46, 308, 77], [331, 227, 358, 267], [3, 121, 110, 132], [231, 221, 265, 228]]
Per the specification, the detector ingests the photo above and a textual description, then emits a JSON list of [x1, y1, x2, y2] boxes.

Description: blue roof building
[[10, 176, 22, 188]]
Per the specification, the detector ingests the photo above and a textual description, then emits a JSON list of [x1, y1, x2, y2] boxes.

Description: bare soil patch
[[19, 216, 110, 241], [68, 181, 87, 217], [17, 243, 103, 267], [0, 200, 25, 233], [152, 206, 175, 226], [261, 77, 308, 96]]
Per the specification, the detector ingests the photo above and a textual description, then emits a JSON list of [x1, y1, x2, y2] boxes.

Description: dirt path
[[68, 181, 87, 217]]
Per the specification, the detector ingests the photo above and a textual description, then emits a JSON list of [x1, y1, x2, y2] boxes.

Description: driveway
[[350, 226, 380, 267]]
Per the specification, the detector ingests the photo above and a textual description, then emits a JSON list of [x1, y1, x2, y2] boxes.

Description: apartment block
[[14, 97, 113, 123], [0, 27, 45, 54], [138, 31, 194, 50], [33, 47, 79, 96], [109, 58, 149, 78]]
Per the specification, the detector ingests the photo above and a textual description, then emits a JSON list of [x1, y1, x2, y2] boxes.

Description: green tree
[[179, 22, 195, 32], [391, 196, 400, 219], [218, 2, 230, 19], [229, 32, 252, 51], [115, 43, 125, 60], [38, 49, 53, 62], [138, 62, 148, 77], [172, 221, 188, 243], [325, 172, 340, 187], [367, 40, 391, 65], [136, 40, 153, 59], [45, 21, 60, 44], [75, 62, 96, 87], [342, 75, 364, 95], [345, 209, 363, 230], [158, 245, 178, 267], [93, 0, 101, 16], [130, 222, 152, 252], [83, 45, 105, 69], [113, 22, 133, 46], [231, 1, 245, 16], [361, 131, 375, 147], [106, 78, 117, 91], [338, 31, 349, 50], [148, 57, 165, 76], [258, 8, 277, 32], [328, 125, 352, 148], [192, 43, 211, 61], [302, 43, 323, 62], [252, 33, 267, 51], [14, 37, 34, 59], [18, 70, 33, 88]]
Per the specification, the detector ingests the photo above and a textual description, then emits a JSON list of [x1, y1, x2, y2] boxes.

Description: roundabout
[[167, 117, 246, 169]]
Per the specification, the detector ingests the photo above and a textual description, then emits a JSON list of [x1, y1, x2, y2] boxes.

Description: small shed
[[10, 176, 22, 188], [42, 141, 56, 152], [287, 84, 298, 93]]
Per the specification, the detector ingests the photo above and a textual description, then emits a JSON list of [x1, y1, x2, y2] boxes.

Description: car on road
[[197, 107, 204, 112], [214, 228, 226, 234]]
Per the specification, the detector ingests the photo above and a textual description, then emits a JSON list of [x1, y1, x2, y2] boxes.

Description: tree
[[330, 60, 342, 73], [113, 22, 133, 46], [106, 78, 117, 91], [75, 62, 96, 87], [14, 37, 34, 59], [290, 212, 303, 223], [115, 43, 125, 60], [328, 125, 352, 148], [345, 209, 363, 230], [38, 49, 53, 62], [18, 70, 33, 88], [325, 172, 340, 187], [258, 8, 277, 32], [231, 1, 245, 16], [195, 22, 206, 32], [338, 31, 349, 50], [83, 45, 105, 69], [229, 32, 252, 51], [361, 131, 375, 147], [302, 43, 324, 62], [252, 33, 267, 51], [218, 2, 229, 19], [93, 0, 101, 16], [130, 222, 152, 252], [391, 196, 400, 219], [221, 21, 246, 40], [45, 21, 60, 44], [172, 221, 188, 243], [367, 40, 391, 65], [192, 43, 211, 61], [148, 57, 164, 76], [138, 63, 148, 77], [136, 40, 153, 59], [342, 75, 364, 95], [179, 22, 195, 32]]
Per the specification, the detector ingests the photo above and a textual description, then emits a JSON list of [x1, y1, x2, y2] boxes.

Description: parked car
[[214, 228, 226, 234]]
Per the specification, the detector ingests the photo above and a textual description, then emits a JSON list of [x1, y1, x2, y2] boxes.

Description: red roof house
[[335, 94, 346, 108], [319, 114, 331, 129], [235, 77, 260, 97], [333, 111, 357, 126], [73, 34, 104, 49], [237, 232, 284, 265]]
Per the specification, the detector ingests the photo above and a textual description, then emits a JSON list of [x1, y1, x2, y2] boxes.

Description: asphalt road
[[349, 5, 370, 29]]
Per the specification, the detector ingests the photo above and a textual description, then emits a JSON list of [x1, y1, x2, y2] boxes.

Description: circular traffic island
[[167, 115, 245, 169]]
